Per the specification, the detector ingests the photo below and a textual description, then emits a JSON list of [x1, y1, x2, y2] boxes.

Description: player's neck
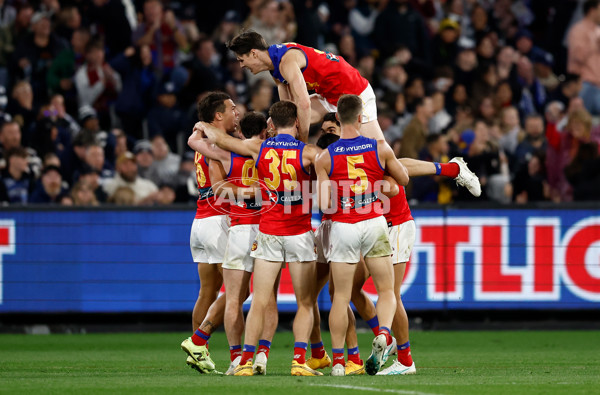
[[276, 127, 297, 138], [258, 50, 274, 71], [208, 120, 227, 133], [340, 124, 360, 139]]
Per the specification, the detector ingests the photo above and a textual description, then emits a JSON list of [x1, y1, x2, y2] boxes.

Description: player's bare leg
[[377, 262, 416, 375], [308, 262, 329, 368], [309, 262, 330, 344], [253, 272, 281, 375], [235, 259, 281, 375], [364, 255, 396, 375], [329, 261, 358, 373], [192, 262, 223, 329], [306, 261, 332, 370], [222, 268, 251, 374], [181, 276, 226, 374], [288, 260, 322, 376]]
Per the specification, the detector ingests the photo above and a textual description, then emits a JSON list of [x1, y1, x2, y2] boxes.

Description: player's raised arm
[[202, 122, 262, 161], [378, 140, 409, 186], [315, 149, 332, 211], [188, 124, 230, 162], [279, 52, 311, 143]]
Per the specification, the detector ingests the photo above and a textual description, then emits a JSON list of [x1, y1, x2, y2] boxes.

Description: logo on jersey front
[[334, 146, 345, 153], [267, 190, 279, 203], [341, 197, 355, 209]]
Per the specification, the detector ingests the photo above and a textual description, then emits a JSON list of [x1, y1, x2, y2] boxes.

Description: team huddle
[[180, 31, 481, 377]]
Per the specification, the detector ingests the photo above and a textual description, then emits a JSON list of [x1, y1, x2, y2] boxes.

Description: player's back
[[268, 43, 368, 106], [328, 135, 385, 224], [228, 152, 261, 226], [255, 134, 311, 236], [194, 152, 227, 219]]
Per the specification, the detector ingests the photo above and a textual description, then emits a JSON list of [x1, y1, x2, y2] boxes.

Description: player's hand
[[193, 121, 206, 138]]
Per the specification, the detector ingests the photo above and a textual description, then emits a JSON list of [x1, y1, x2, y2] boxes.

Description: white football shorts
[[388, 220, 415, 264], [222, 224, 259, 272], [329, 216, 392, 263], [189, 215, 228, 264], [250, 230, 317, 263], [312, 83, 377, 124]]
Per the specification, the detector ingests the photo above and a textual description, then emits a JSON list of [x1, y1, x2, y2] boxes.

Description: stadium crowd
[[1, 0, 599, 206]]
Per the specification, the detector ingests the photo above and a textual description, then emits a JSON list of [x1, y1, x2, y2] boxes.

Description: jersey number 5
[[264, 149, 298, 190], [347, 155, 368, 194]]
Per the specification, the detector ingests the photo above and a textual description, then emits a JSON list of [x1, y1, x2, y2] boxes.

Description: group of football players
[[179, 31, 481, 377]]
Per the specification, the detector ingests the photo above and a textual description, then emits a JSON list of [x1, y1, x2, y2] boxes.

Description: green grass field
[[0, 330, 598, 394]]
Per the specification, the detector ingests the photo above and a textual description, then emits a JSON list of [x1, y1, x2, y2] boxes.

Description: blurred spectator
[[476, 96, 497, 124], [373, 0, 431, 67], [549, 73, 582, 108], [181, 36, 225, 104], [10, 11, 67, 106], [70, 179, 99, 206], [471, 63, 499, 106], [453, 46, 478, 89], [6, 81, 35, 144], [512, 151, 549, 203], [89, 0, 135, 59], [0, 146, 35, 204], [54, 6, 82, 43], [110, 45, 157, 139], [155, 183, 176, 205], [498, 106, 523, 155], [134, 139, 154, 180], [103, 151, 158, 204], [47, 28, 91, 114], [212, 10, 242, 66], [78, 166, 108, 203], [147, 80, 185, 151], [132, 0, 188, 77], [514, 114, 547, 171], [29, 164, 69, 203], [432, 18, 461, 68], [107, 185, 136, 205], [429, 91, 452, 134], [248, 0, 288, 45], [546, 108, 599, 202], [339, 34, 357, 66], [514, 56, 546, 117], [565, 139, 600, 200], [495, 45, 518, 81], [79, 143, 114, 184], [493, 80, 515, 111], [146, 135, 180, 187], [247, 79, 273, 117], [567, 0, 600, 115], [74, 39, 122, 129], [0, 120, 41, 174], [403, 75, 425, 112], [50, 94, 80, 139], [399, 96, 432, 159], [293, 0, 328, 49], [378, 57, 407, 97]]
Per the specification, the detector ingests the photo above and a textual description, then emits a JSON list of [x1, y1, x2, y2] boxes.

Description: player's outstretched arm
[[279, 53, 311, 143], [276, 81, 291, 101], [315, 150, 332, 211], [378, 140, 409, 186], [201, 122, 261, 160], [209, 158, 258, 198]]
